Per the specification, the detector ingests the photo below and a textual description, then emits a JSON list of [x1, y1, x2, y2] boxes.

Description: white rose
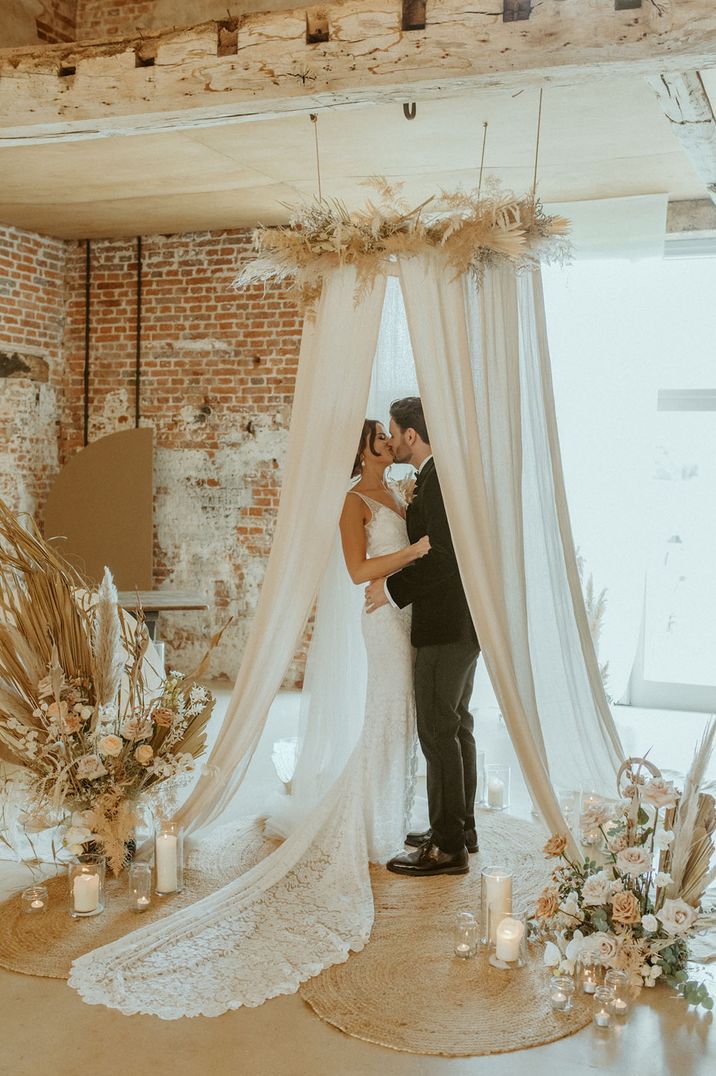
[[80, 705, 94, 721], [616, 846, 652, 878], [582, 871, 612, 907], [654, 872, 672, 888], [580, 803, 613, 831], [582, 931, 619, 966], [653, 829, 675, 851], [134, 744, 154, 766], [641, 778, 679, 809], [98, 734, 123, 757], [75, 754, 107, 781], [641, 914, 658, 933], [656, 898, 698, 936]]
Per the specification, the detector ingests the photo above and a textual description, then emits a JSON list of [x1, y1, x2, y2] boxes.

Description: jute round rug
[[300, 810, 593, 1056], [0, 819, 275, 979]]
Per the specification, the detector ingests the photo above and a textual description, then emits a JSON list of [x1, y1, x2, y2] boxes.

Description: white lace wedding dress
[[68, 494, 417, 1018]]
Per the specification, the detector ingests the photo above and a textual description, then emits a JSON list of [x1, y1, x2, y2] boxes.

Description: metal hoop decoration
[[615, 756, 662, 798]]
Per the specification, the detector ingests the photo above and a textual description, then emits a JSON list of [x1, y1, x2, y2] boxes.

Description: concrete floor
[[1, 686, 715, 1076]]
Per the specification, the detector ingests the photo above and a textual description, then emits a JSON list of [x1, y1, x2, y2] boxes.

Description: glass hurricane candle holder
[[579, 954, 602, 995], [557, 789, 579, 832], [155, 819, 184, 895], [604, 969, 630, 1019], [128, 862, 153, 911], [592, 986, 613, 1029], [549, 975, 575, 1012], [69, 854, 105, 918], [454, 911, 478, 959], [476, 749, 487, 806], [21, 884, 48, 914], [480, 865, 513, 945], [485, 765, 510, 811], [489, 906, 528, 970]]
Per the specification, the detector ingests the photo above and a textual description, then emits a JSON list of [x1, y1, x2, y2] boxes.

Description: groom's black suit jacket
[[386, 458, 477, 649]]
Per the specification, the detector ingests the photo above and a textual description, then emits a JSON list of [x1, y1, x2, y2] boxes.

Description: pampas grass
[[233, 178, 571, 307]]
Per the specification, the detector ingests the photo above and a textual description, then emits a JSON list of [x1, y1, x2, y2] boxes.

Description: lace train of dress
[[68, 495, 416, 1018]]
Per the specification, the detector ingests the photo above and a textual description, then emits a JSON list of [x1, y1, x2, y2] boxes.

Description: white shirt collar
[[417, 455, 433, 475]]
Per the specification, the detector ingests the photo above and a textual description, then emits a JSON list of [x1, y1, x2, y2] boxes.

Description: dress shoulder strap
[[346, 489, 376, 517]]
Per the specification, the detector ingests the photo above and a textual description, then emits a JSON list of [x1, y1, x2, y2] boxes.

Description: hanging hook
[[403, 102, 417, 121]]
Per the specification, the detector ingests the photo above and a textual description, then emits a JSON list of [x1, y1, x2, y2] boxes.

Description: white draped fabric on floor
[[68, 256, 624, 1017]]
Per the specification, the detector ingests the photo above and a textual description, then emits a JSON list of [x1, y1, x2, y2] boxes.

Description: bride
[[68, 418, 430, 1018]]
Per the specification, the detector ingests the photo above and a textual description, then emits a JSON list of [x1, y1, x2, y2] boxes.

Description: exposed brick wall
[[35, 0, 78, 43], [76, 1, 168, 38], [61, 229, 307, 683], [0, 226, 65, 518]]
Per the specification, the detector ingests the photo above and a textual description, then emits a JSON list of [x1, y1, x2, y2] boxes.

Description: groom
[[365, 397, 480, 877]]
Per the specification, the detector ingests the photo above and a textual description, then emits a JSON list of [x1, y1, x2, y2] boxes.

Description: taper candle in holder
[[128, 862, 152, 911], [155, 819, 184, 894], [21, 884, 48, 914], [486, 765, 510, 810], [592, 986, 613, 1029], [480, 865, 513, 945], [69, 854, 105, 917], [549, 975, 575, 1012], [489, 905, 528, 970], [454, 911, 478, 959]]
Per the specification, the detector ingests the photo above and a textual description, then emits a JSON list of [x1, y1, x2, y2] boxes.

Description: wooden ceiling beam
[[1, 0, 716, 146], [648, 71, 716, 206]]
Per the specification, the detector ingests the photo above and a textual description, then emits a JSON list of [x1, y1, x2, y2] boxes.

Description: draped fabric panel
[[398, 255, 622, 846], [179, 267, 387, 833]]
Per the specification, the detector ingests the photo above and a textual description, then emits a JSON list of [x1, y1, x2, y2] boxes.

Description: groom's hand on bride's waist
[[365, 578, 389, 614]]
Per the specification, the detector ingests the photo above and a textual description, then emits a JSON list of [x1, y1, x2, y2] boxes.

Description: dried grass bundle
[[233, 179, 571, 307]]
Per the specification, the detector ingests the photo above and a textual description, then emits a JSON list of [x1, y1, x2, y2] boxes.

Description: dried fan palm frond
[[668, 719, 716, 904]]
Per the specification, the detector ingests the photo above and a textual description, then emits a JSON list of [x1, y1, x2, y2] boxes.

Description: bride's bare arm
[[339, 494, 430, 585]]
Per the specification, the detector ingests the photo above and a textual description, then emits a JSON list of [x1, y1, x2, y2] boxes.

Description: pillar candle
[[488, 777, 505, 808], [495, 917, 525, 962], [156, 834, 178, 892], [73, 873, 99, 913], [484, 870, 512, 943]]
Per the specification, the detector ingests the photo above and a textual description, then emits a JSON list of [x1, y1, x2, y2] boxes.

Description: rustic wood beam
[[648, 71, 716, 205], [1, 0, 716, 146]]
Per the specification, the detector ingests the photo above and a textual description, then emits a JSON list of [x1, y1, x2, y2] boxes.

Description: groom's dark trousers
[[386, 458, 480, 855]]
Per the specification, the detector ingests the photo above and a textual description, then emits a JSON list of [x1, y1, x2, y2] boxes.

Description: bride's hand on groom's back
[[410, 536, 431, 560]]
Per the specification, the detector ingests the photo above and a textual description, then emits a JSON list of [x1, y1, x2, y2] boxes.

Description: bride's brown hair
[[351, 419, 381, 479]]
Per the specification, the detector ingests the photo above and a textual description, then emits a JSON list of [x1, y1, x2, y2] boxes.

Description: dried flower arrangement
[[233, 178, 571, 306], [532, 728, 716, 1009], [0, 499, 223, 875]]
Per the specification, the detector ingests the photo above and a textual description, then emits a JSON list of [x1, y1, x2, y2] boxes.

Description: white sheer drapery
[[178, 266, 386, 834]]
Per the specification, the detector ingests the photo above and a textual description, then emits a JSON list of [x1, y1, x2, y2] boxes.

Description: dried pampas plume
[[91, 568, 123, 710], [667, 718, 716, 906]]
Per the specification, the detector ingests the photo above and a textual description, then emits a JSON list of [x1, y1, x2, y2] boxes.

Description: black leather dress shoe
[[405, 827, 479, 854], [387, 842, 469, 877]]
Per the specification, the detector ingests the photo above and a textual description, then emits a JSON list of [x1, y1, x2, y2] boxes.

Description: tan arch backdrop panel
[[43, 428, 153, 590]]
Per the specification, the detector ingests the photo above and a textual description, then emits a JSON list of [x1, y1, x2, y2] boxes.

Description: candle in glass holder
[[495, 916, 525, 963], [155, 834, 178, 893], [480, 866, 513, 945], [549, 975, 575, 1012], [604, 969, 630, 1018], [488, 778, 505, 808], [73, 873, 99, 913], [485, 765, 510, 811], [454, 911, 478, 959], [21, 884, 48, 914], [128, 862, 153, 911], [580, 954, 600, 994], [593, 986, 612, 1029]]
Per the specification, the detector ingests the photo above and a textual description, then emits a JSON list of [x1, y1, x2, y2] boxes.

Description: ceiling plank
[[1, 0, 716, 146], [648, 71, 716, 205]]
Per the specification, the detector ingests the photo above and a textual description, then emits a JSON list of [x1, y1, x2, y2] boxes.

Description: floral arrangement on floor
[[533, 726, 716, 1010], [0, 498, 224, 875], [233, 177, 571, 306]]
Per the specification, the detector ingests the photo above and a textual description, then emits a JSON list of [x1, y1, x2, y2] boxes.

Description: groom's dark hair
[[390, 397, 430, 445]]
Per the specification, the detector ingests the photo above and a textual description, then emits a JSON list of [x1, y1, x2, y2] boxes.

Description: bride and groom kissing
[[340, 397, 480, 877]]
